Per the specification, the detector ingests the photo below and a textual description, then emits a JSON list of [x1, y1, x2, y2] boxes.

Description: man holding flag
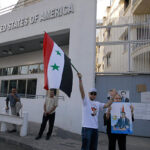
[[77, 73, 115, 150]]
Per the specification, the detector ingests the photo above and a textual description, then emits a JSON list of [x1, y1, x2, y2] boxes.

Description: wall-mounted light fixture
[[8, 49, 13, 55], [2, 50, 8, 55], [19, 47, 24, 51], [2, 49, 13, 55]]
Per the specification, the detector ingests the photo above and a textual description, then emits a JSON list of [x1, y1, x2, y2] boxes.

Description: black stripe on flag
[[60, 55, 73, 97]]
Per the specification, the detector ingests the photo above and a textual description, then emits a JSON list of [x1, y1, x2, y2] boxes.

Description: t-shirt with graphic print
[[82, 97, 104, 129]]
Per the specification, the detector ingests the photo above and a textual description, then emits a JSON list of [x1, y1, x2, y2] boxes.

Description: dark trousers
[[38, 112, 55, 137], [108, 134, 126, 150], [81, 127, 98, 150]]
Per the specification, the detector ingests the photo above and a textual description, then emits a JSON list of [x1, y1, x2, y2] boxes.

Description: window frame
[[0, 78, 37, 98], [0, 63, 44, 76]]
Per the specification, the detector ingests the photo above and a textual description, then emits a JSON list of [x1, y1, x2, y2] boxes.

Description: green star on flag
[[56, 50, 61, 56], [51, 63, 60, 71]]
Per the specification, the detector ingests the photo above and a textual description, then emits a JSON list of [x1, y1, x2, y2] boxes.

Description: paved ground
[[0, 122, 150, 150]]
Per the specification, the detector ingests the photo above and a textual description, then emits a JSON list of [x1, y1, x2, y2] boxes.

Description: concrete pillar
[[20, 112, 28, 136]]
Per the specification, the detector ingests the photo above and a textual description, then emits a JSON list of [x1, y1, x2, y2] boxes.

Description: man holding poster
[[104, 94, 134, 150]]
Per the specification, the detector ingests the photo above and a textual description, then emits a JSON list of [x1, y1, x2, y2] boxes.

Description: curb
[[0, 135, 40, 150]]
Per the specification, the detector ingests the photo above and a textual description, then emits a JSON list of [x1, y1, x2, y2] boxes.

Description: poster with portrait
[[118, 90, 130, 102], [111, 102, 133, 134]]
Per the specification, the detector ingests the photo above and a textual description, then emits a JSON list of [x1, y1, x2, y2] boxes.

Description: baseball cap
[[89, 88, 97, 93]]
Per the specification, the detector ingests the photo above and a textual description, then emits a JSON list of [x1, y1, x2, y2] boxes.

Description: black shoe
[[8, 129, 17, 133], [17, 113, 20, 116], [45, 135, 50, 140], [35, 135, 41, 140]]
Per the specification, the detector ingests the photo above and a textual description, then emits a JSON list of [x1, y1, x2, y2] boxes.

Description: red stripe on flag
[[43, 32, 54, 90]]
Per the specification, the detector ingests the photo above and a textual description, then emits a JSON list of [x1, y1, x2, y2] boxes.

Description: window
[[137, 27, 150, 40], [106, 53, 111, 67], [39, 64, 44, 73], [0, 68, 3, 76], [9, 80, 17, 93], [0, 63, 44, 76], [20, 66, 28, 74], [124, 33, 128, 41], [2, 68, 7, 75], [7, 67, 19, 75], [2, 66, 18, 76], [29, 64, 39, 74], [12, 66, 19, 75], [0, 79, 37, 98], [124, 0, 130, 10], [1, 80, 8, 96], [132, 27, 150, 50], [18, 80, 26, 97], [27, 79, 37, 98], [122, 32, 128, 52], [106, 23, 112, 39], [107, 27, 111, 38], [7, 67, 13, 75]]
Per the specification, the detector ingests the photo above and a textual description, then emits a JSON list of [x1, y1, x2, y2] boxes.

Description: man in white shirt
[[77, 73, 115, 150], [35, 89, 58, 140]]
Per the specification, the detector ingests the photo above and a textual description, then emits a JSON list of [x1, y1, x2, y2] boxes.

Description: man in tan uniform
[[35, 89, 58, 140]]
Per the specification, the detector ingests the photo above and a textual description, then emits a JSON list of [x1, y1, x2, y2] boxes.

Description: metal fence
[[96, 15, 150, 74], [0, 93, 64, 100]]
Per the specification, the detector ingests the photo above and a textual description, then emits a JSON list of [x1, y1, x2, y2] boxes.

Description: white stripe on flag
[[47, 43, 64, 89]]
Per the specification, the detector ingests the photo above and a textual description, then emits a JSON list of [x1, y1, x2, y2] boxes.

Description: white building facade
[[96, 0, 150, 73], [0, 0, 97, 134]]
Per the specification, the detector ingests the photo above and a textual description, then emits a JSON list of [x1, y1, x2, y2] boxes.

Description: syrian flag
[[43, 32, 73, 97]]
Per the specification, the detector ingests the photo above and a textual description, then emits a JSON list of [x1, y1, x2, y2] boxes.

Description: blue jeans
[[81, 127, 98, 150]]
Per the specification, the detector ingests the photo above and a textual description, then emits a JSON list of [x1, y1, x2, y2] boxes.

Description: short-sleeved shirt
[[45, 96, 58, 114], [82, 97, 104, 129], [6, 94, 20, 107]]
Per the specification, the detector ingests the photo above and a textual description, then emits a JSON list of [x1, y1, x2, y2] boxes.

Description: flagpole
[[71, 63, 79, 73]]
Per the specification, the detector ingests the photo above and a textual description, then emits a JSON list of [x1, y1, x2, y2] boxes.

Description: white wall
[[0, 0, 97, 134], [0, 97, 45, 122], [0, 96, 79, 131]]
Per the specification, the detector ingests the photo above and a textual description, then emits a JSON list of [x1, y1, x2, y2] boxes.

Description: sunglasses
[[90, 92, 97, 96]]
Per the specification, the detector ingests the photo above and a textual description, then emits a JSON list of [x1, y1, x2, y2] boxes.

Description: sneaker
[[45, 135, 50, 140], [35, 135, 41, 140]]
